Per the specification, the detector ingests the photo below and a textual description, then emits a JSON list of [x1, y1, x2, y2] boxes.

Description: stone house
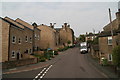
[[85, 33, 98, 42], [1, 16, 39, 62], [98, 10, 120, 64], [15, 18, 41, 52], [0, 18, 10, 62], [37, 24, 58, 50], [1, 17, 25, 62], [55, 23, 74, 46]]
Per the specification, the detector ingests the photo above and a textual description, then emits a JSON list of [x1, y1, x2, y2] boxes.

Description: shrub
[[112, 45, 120, 67], [54, 51, 58, 55], [40, 57, 46, 62]]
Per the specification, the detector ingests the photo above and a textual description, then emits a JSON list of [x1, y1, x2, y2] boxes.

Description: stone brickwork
[[37, 25, 56, 49], [2, 58, 38, 69], [59, 23, 74, 46], [0, 18, 10, 62]]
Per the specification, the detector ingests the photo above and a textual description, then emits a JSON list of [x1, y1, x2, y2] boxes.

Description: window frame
[[11, 51, 16, 58], [108, 54, 112, 61], [12, 36, 16, 43], [18, 37, 22, 44], [108, 36, 112, 45], [25, 36, 28, 42], [30, 37, 32, 43]]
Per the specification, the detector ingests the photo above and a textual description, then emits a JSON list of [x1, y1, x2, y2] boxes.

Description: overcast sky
[[1, 1, 120, 37]]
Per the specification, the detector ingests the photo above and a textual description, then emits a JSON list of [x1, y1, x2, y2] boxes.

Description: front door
[[17, 52, 20, 60]]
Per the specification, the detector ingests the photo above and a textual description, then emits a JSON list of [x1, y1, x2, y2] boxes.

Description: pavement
[[86, 53, 119, 78]]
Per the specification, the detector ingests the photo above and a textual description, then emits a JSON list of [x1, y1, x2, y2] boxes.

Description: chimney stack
[[64, 23, 67, 27], [68, 25, 70, 27], [50, 23, 54, 28]]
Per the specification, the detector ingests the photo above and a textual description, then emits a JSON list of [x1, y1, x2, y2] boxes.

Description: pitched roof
[[4, 17, 24, 29], [98, 30, 118, 37], [15, 18, 34, 30]]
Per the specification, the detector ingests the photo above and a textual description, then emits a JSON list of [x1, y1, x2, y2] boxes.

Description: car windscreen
[[80, 46, 87, 49]]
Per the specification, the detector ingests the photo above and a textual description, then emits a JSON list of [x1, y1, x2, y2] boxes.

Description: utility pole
[[93, 28, 95, 40], [108, 8, 113, 37]]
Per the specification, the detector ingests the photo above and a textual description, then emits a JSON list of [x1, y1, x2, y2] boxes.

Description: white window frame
[[11, 51, 15, 58], [29, 49, 32, 54], [108, 54, 112, 61], [108, 36, 112, 45], [38, 35, 40, 40], [12, 36, 16, 43], [25, 36, 28, 42], [30, 37, 32, 43], [35, 34, 37, 39], [18, 38, 22, 44]]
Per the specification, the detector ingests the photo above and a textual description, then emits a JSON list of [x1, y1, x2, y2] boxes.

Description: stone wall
[[2, 58, 38, 69]]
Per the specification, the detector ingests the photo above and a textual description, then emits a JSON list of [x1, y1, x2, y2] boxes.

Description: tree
[[92, 37, 99, 44], [112, 45, 120, 68], [79, 35, 85, 42]]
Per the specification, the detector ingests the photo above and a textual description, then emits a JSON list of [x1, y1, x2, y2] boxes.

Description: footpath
[[87, 53, 119, 78], [2, 49, 70, 75]]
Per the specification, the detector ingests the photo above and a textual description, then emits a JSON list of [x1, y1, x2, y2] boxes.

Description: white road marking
[[39, 65, 53, 79], [34, 68, 46, 80]]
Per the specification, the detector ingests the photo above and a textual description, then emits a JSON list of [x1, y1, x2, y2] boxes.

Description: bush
[[54, 51, 59, 55], [102, 59, 108, 66], [112, 45, 120, 67], [40, 57, 46, 62]]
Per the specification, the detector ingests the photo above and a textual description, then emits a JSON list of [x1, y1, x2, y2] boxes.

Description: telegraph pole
[[108, 8, 113, 37]]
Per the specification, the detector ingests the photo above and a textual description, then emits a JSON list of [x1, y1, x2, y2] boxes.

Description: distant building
[[55, 23, 74, 46], [37, 24, 58, 50], [85, 32, 98, 42]]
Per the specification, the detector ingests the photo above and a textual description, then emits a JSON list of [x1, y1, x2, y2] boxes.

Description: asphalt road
[[2, 47, 107, 79]]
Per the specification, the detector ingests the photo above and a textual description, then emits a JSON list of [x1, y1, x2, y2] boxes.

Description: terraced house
[[1, 17, 41, 62], [1, 16, 74, 64], [37, 23, 59, 50], [55, 23, 74, 47], [98, 9, 120, 64]]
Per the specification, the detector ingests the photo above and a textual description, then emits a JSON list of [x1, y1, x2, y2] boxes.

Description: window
[[11, 51, 15, 58], [108, 36, 112, 45], [12, 36, 16, 43], [30, 37, 32, 43], [29, 49, 32, 54], [38, 35, 40, 40], [18, 38, 21, 44], [108, 54, 112, 61], [35, 34, 37, 39], [25, 36, 28, 42]]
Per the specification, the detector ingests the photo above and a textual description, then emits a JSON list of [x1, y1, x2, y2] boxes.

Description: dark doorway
[[17, 52, 20, 60]]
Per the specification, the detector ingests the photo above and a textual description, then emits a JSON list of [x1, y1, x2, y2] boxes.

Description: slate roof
[[98, 30, 119, 37]]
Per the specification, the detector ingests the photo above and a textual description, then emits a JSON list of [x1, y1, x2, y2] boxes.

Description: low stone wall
[[2, 58, 38, 69]]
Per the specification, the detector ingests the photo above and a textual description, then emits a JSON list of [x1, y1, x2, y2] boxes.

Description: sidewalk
[[2, 49, 70, 75], [87, 53, 119, 78]]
